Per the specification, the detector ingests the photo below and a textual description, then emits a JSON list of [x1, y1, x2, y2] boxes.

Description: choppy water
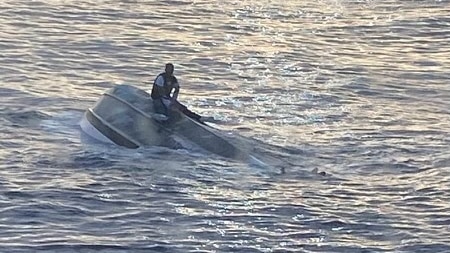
[[1, 0, 449, 252]]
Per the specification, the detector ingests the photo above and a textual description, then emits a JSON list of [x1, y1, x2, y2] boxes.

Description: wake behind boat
[[79, 84, 252, 161]]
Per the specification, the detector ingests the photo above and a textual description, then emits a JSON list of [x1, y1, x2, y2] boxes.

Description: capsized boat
[[79, 84, 252, 161]]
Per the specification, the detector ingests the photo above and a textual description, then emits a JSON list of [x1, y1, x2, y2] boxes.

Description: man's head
[[165, 63, 174, 75]]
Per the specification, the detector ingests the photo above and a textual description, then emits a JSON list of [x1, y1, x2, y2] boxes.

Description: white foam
[[248, 155, 269, 168]]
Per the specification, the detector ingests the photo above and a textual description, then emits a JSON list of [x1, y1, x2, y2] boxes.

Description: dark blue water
[[1, 1, 449, 252]]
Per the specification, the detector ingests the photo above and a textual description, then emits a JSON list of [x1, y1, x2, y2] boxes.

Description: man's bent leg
[[171, 100, 202, 122], [153, 98, 168, 116]]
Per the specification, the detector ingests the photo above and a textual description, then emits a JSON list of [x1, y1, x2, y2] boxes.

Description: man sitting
[[150, 63, 203, 123]]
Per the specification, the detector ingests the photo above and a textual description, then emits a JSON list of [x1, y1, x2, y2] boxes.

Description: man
[[151, 63, 203, 123]]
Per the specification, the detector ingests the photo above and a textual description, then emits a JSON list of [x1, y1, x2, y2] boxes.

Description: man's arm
[[155, 75, 164, 86], [153, 75, 165, 98], [172, 80, 180, 100]]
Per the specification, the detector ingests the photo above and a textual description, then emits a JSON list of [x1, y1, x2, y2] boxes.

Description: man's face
[[165, 65, 174, 75]]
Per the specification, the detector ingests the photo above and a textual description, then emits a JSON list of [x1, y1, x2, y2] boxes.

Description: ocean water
[[0, 0, 449, 252]]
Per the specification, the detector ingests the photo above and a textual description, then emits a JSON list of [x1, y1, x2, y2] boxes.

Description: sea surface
[[1, 0, 449, 252]]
